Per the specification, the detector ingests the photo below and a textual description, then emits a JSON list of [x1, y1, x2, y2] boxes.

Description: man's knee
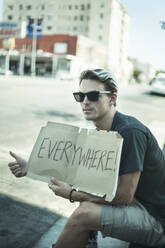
[[66, 201, 102, 231]]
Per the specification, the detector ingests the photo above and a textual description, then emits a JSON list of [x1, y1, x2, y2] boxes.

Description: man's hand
[[48, 177, 72, 199], [8, 151, 27, 177]]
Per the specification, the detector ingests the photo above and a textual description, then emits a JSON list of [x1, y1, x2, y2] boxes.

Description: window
[[27, 5, 32, 10], [23, 44, 31, 51], [75, 5, 78, 10], [74, 16, 78, 21], [8, 15, 13, 20], [81, 4, 85, 10], [100, 13, 104, 19], [47, 15, 52, 20], [73, 26, 77, 31], [8, 5, 13, 10], [68, 5, 72, 10], [41, 5, 45, 10], [19, 4, 23, 10], [100, 2, 105, 7], [80, 15, 84, 21], [87, 4, 90, 9], [80, 26, 84, 32], [47, 4, 54, 11], [98, 35, 102, 41], [47, 26, 52, 30]]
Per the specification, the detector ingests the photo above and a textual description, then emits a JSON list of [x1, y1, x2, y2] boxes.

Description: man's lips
[[83, 108, 93, 112]]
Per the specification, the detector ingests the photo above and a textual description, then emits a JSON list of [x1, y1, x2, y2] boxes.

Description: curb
[[32, 217, 129, 248]]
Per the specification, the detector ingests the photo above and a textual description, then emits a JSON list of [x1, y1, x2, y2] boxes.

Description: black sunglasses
[[73, 90, 111, 102]]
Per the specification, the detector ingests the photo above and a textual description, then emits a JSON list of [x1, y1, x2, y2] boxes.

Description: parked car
[[0, 69, 13, 75], [150, 74, 165, 95]]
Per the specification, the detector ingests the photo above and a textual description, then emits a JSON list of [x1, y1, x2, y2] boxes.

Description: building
[[1, 0, 130, 83], [0, 34, 106, 77]]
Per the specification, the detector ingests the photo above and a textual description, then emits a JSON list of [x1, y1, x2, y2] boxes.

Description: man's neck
[[93, 109, 116, 131]]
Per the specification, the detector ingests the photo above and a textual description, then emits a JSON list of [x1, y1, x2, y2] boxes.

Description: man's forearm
[[71, 186, 132, 206], [71, 190, 108, 204], [49, 173, 136, 206]]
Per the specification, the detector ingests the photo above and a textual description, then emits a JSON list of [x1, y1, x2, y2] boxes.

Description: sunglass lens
[[87, 91, 99, 101], [73, 93, 84, 102]]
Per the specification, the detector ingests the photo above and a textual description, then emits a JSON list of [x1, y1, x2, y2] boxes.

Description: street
[[1, 75, 165, 153], [0, 75, 165, 248]]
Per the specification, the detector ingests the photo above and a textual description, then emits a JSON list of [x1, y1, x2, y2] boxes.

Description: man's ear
[[109, 93, 117, 106]]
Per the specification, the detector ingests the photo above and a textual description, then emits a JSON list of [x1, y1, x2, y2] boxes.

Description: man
[[9, 69, 165, 248]]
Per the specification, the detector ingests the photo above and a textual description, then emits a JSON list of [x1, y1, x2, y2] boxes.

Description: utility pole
[[31, 18, 37, 76], [5, 38, 13, 75]]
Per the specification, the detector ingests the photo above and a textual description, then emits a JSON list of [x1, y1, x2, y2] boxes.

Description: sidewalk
[[32, 217, 129, 248], [0, 191, 129, 248], [0, 156, 129, 248]]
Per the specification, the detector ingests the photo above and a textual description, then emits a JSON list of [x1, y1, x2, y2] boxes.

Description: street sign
[[54, 42, 68, 54], [27, 18, 43, 38], [2, 38, 15, 49], [0, 22, 24, 38]]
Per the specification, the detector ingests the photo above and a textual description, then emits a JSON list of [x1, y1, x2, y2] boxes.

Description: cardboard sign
[[27, 122, 123, 201]]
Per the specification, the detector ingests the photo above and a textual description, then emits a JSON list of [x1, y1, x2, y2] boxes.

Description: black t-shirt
[[111, 111, 165, 228]]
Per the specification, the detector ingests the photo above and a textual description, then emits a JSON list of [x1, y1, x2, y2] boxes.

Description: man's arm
[[72, 171, 141, 205], [49, 171, 141, 206]]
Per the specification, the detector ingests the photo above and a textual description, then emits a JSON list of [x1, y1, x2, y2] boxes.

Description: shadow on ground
[[0, 193, 60, 248], [33, 109, 80, 121]]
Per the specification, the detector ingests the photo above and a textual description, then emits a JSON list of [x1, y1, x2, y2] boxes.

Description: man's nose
[[83, 95, 90, 103]]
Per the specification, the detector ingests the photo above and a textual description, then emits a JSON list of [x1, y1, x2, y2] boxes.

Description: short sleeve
[[119, 128, 147, 175]]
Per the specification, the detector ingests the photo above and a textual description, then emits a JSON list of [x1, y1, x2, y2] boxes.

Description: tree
[[133, 69, 142, 83], [156, 70, 165, 75], [160, 21, 165, 30]]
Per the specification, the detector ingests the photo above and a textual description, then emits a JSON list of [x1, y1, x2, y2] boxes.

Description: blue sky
[[119, 0, 165, 70], [0, 0, 164, 70]]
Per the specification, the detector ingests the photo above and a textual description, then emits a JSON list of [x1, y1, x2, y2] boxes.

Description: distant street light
[[160, 21, 165, 30]]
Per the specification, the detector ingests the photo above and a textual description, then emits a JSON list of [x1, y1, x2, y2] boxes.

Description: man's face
[[79, 79, 111, 121]]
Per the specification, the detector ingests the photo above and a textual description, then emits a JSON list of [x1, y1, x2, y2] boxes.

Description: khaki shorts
[[101, 199, 165, 246]]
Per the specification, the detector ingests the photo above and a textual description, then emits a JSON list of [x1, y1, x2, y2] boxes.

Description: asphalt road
[[0, 75, 165, 154], [0, 75, 165, 248]]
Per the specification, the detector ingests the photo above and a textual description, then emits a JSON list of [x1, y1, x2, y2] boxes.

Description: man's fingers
[[14, 171, 23, 177], [10, 165, 20, 171], [11, 167, 22, 176], [13, 168, 22, 174], [48, 183, 58, 193], [50, 177, 60, 186], [9, 151, 19, 160], [8, 162, 18, 167], [48, 178, 59, 192]]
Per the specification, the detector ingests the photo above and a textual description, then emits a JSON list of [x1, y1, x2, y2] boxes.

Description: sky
[[0, 0, 164, 70], [119, 0, 165, 70]]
